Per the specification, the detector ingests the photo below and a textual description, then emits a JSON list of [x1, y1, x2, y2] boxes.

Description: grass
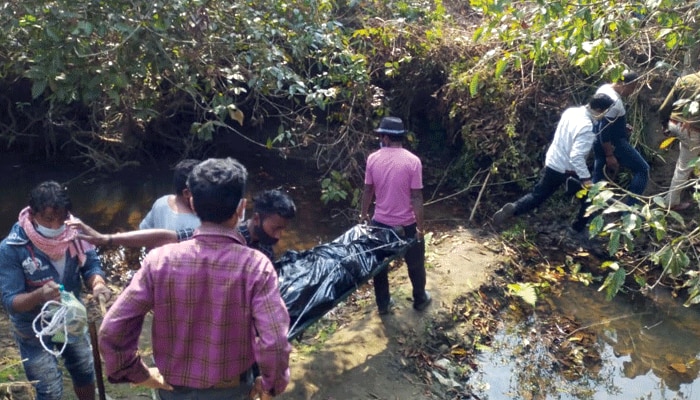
[[295, 318, 340, 354]]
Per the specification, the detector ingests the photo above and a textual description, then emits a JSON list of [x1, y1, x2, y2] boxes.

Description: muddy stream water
[[474, 281, 700, 399], [2, 159, 700, 399]]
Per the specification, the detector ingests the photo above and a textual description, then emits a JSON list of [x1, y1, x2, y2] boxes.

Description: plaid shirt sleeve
[[252, 259, 292, 395], [98, 261, 155, 384]]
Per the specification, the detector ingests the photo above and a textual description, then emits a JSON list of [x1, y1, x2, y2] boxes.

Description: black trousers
[[370, 221, 427, 308], [513, 166, 589, 232]]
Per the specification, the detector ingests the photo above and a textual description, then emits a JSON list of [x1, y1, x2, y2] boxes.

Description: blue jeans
[[513, 167, 574, 214], [592, 139, 649, 202], [14, 331, 95, 400]]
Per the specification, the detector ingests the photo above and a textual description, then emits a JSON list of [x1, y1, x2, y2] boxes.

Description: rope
[[32, 300, 71, 357]]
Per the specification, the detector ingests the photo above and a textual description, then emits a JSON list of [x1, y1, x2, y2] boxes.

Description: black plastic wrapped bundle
[[274, 224, 411, 340]]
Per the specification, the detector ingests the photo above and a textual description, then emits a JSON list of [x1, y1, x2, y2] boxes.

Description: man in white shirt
[[139, 159, 201, 231], [493, 93, 615, 228]]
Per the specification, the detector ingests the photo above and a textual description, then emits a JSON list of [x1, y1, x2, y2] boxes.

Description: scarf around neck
[[18, 206, 95, 266]]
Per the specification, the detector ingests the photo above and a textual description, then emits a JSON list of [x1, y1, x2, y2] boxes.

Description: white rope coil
[[32, 300, 71, 357]]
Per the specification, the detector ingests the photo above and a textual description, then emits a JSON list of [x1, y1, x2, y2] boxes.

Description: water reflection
[[474, 281, 700, 399], [0, 160, 348, 253], [556, 282, 700, 396]]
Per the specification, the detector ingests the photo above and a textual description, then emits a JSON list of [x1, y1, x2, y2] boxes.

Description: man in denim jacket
[[0, 181, 111, 400]]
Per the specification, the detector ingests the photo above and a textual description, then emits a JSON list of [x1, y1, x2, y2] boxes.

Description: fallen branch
[[470, 170, 491, 222]]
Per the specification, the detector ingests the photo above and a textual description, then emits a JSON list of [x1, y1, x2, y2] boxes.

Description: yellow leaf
[[227, 105, 245, 126], [660, 136, 677, 150], [451, 347, 468, 357], [670, 363, 687, 373]]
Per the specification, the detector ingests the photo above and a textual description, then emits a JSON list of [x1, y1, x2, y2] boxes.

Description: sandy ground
[[278, 224, 501, 400]]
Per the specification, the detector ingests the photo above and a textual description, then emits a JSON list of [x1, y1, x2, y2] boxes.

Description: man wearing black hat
[[360, 116, 431, 315]]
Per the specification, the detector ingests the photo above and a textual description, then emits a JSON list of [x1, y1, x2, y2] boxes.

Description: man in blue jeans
[[591, 71, 649, 204], [0, 181, 112, 400], [566, 72, 651, 233]]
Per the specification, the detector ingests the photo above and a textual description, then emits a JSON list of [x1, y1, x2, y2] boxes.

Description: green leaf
[[473, 26, 484, 42], [590, 214, 604, 234], [609, 231, 620, 255], [495, 57, 508, 79], [683, 274, 700, 307], [31, 80, 47, 99], [670, 251, 690, 277], [598, 267, 625, 301], [469, 73, 480, 97]]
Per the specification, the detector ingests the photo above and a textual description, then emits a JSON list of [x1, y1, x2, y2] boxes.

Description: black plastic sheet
[[274, 224, 411, 341]]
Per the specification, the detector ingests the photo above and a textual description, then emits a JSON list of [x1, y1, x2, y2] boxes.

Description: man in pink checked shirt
[[99, 158, 291, 400]]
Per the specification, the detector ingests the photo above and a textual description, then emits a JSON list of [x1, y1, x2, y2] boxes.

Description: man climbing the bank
[[99, 158, 291, 399], [592, 70, 649, 204], [493, 93, 616, 234], [360, 116, 431, 315]]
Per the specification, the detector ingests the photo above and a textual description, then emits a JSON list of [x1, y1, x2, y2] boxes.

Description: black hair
[[187, 158, 247, 223], [28, 181, 72, 214], [173, 159, 201, 195], [621, 70, 639, 84], [253, 190, 296, 220], [589, 93, 615, 111], [382, 134, 405, 144]]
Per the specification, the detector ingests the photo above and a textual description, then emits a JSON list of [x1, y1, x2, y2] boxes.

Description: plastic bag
[[275, 224, 411, 340], [33, 285, 88, 355], [54, 289, 88, 343]]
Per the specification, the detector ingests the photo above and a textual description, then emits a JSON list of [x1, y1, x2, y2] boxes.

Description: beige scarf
[[18, 206, 95, 266]]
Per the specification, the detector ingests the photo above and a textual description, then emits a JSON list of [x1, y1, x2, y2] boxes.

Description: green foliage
[[683, 271, 700, 307], [586, 178, 700, 303], [565, 257, 595, 286], [295, 318, 339, 354], [598, 263, 625, 301], [2, 0, 373, 166], [7, 0, 700, 310], [442, 0, 700, 306], [321, 170, 354, 204], [469, 0, 698, 81], [0, 359, 24, 382]]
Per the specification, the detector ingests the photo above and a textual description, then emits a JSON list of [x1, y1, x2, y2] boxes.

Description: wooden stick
[[470, 170, 491, 222], [99, 297, 107, 316], [89, 320, 107, 400]]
